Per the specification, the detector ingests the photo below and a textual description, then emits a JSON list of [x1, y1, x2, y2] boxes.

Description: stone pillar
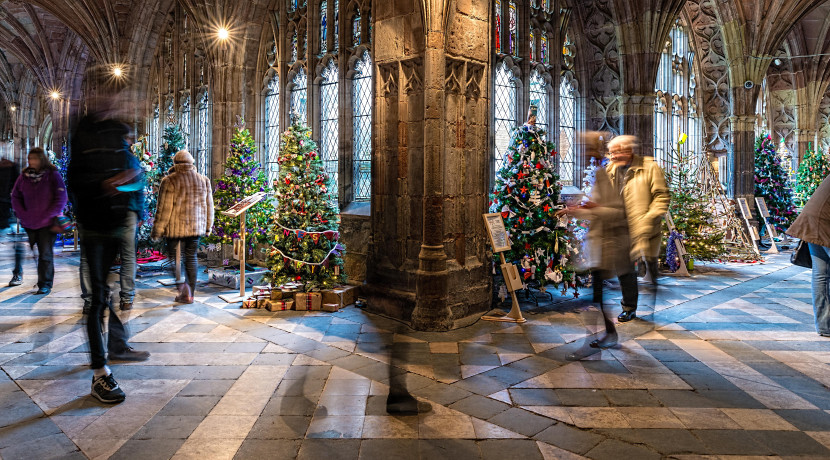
[[728, 115, 756, 200], [366, 0, 491, 331], [621, 93, 657, 155], [795, 128, 817, 163]]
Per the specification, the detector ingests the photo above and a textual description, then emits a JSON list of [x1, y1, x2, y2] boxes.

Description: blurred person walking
[[151, 150, 213, 304], [11, 148, 67, 295], [0, 154, 23, 286], [787, 174, 830, 337], [68, 105, 149, 404], [606, 135, 669, 322]]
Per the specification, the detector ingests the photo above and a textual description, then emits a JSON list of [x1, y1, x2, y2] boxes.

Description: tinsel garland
[[665, 230, 684, 273]]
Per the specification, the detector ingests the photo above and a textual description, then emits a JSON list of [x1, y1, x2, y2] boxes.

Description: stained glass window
[[291, 29, 298, 62], [353, 8, 361, 47], [289, 0, 297, 13], [196, 92, 210, 177], [180, 95, 191, 150], [529, 29, 535, 62], [353, 50, 372, 202], [495, 0, 502, 53], [529, 70, 548, 132], [150, 105, 160, 153], [494, 61, 517, 176], [265, 74, 280, 186], [508, 1, 517, 55], [559, 77, 576, 186], [335, 0, 340, 48], [321, 1, 328, 53], [540, 32, 548, 64], [320, 60, 339, 195], [291, 68, 308, 124]]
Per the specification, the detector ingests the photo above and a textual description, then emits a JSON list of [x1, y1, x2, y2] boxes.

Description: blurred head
[[581, 131, 611, 159], [607, 135, 639, 166], [174, 150, 194, 164], [27, 147, 55, 171]]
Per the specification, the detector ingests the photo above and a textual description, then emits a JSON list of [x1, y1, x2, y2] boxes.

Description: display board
[[483, 213, 512, 253], [222, 192, 267, 218]]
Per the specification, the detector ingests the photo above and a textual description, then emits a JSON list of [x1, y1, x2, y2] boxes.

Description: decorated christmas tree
[[158, 124, 184, 176], [131, 135, 158, 252], [205, 119, 275, 255], [794, 143, 830, 207], [265, 117, 346, 290], [489, 105, 578, 296], [662, 135, 726, 263], [754, 133, 797, 232]]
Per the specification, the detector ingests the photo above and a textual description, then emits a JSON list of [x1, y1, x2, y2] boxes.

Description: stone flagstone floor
[[1, 241, 830, 459]]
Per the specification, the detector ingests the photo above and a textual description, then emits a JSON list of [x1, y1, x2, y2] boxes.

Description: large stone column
[[367, 0, 491, 331], [728, 115, 756, 200], [621, 93, 657, 155]]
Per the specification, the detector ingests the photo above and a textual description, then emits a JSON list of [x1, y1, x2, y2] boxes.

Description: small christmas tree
[[794, 143, 830, 207], [205, 119, 275, 255], [489, 105, 578, 296], [265, 117, 346, 290], [131, 136, 158, 252], [158, 124, 185, 176], [662, 135, 726, 262], [49, 145, 73, 223], [754, 133, 797, 232]]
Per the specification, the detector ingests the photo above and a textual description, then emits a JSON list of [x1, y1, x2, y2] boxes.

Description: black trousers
[[80, 228, 129, 369], [24, 227, 56, 289], [167, 237, 200, 295]]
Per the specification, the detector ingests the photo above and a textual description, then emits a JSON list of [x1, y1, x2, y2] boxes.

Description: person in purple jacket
[[11, 147, 67, 295]]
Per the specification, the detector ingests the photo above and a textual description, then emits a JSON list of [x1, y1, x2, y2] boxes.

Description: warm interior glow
[[113, 66, 123, 77], [217, 27, 229, 40], [9, 106, 16, 112], [50, 91, 60, 100]]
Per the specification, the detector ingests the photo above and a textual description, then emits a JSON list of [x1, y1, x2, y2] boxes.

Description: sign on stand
[[482, 213, 526, 323], [665, 212, 690, 276], [736, 197, 761, 256], [754, 197, 780, 253], [218, 192, 268, 303]]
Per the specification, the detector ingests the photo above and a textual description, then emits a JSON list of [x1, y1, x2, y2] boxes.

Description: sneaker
[[119, 300, 133, 311], [8, 275, 22, 287], [109, 347, 150, 362], [34, 286, 51, 295], [91, 373, 125, 403]]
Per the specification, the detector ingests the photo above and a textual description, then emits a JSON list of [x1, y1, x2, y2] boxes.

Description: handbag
[[791, 240, 812, 269], [49, 214, 74, 234]]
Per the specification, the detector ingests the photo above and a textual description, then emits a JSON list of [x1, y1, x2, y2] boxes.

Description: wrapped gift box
[[208, 268, 269, 290], [242, 297, 258, 309], [294, 292, 322, 311], [266, 299, 294, 311], [321, 285, 360, 309], [323, 303, 340, 312], [252, 285, 272, 296]]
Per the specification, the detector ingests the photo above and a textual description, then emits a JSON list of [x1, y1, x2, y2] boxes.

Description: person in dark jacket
[[0, 155, 23, 286], [11, 148, 67, 295], [67, 109, 149, 404]]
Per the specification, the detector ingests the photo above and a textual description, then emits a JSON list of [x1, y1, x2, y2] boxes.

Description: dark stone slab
[[418, 439, 481, 459], [749, 430, 830, 456], [507, 389, 559, 406], [262, 397, 318, 416], [297, 439, 361, 460], [555, 389, 609, 407], [157, 395, 222, 416], [449, 395, 512, 420], [692, 430, 775, 455], [133, 415, 204, 439], [602, 390, 661, 407], [247, 416, 311, 439], [235, 439, 301, 459], [359, 440, 420, 460], [487, 408, 554, 437], [585, 439, 661, 460], [110, 439, 185, 460], [774, 409, 830, 431], [533, 423, 605, 455], [479, 439, 542, 460], [178, 379, 235, 396]]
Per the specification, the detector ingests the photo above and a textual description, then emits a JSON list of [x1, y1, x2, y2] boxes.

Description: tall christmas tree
[[132, 135, 158, 252], [489, 105, 578, 296], [265, 118, 346, 290], [205, 119, 275, 254], [663, 135, 726, 262], [754, 133, 797, 232], [794, 143, 830, 207]]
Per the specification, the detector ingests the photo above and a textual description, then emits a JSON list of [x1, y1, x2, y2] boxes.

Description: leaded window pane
[[508, 1, 517, 55], [529, 70, 547, 132], [265, 75, 281, 187], [321, 1, 328, 53], [495, 0, 502, 53], [353, 50, 372, 202], [196, 92, 210, 177], [180, 96, 191, 150], [291, 69, 308, 125], [494, 61, 517, 178], [320, 60, 339, 195], [559, 77, 576, 186]]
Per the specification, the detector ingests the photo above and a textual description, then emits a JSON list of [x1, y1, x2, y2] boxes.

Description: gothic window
[[150, 104, 160, 152], [195, 91, 210, 177], [495, 0, 502, 53], [180, 95, 191, 149], [291, 68, 308, 124], [352, 6, 361, 47], [320, 60, 339, 194], [529, 70, 548, 131], [320, 1, 328, 53], [559, 75, 577, 186], [265, 74, 281, 186], [352, 50, 372, 202], [494, 60, 517, 175], [654, 21, 698, 171], [508, 1, 518, 55]]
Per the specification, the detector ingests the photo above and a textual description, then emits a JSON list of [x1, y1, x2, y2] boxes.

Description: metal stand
[[219, 210, 247, 304]]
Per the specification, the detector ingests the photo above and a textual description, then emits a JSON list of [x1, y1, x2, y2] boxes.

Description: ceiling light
[[112, 66, 123, 77], [50, 91, 60, 100], [217, 27, 229, 40]]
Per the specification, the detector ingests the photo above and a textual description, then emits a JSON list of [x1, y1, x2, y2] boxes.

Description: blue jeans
[[809, 243, 830, 335], [24, 227, 56, 289], [79, 211, 137, 303]]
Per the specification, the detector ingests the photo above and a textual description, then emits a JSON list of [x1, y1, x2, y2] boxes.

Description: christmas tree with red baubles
[[489, 104, 579, 296], [265, 117, 346, 290], [754, 133, 797, 232], [794, 142, 830, 207]]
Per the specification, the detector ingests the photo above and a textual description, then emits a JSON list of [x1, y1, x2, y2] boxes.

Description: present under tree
[[265, 117, 346, 290], [794, 142, 830, 207], [754, 133, 797, 233], [489, 104, 579, 296], [205, 119, 275, 255]]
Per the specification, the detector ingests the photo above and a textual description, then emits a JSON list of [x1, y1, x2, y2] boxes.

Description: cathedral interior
[[0, 0, 829, 458]]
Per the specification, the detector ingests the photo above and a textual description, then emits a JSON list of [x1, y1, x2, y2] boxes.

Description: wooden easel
[[482, 213, 526, 323], [218, 192, 267, 303], [736, 197, 762, 256], [664, 212, 690, 276], [754, 197, 780, 254]]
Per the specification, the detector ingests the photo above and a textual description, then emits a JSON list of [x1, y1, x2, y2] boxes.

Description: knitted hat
[[174, 150, 194, 164]]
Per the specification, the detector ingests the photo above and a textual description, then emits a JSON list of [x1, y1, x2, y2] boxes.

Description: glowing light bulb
[[217, 27, 229, 40], [50, 91, 60, 100], [113, 66, 123, 77]]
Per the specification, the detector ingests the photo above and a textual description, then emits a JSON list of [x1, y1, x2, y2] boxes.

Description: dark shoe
[[82, 300, 90, 315], [590, 332, 619, 349], [175, 284, 193, 304], [119, 300, 133, 311], [91, 373, 125, 404], [618, 310, 637, 322], [109, 347, 150, 362], [34, 287, 51, 295], [8, 275, 22, 287], [387, 393, 432, 415]]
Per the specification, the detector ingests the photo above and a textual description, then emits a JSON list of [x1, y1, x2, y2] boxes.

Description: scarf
[[23, 168, 46, 183]]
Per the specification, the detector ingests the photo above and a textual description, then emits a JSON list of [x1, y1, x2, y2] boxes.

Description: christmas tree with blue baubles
[[754, 133, 797, 232], [131, 135, 159, 253], [489, 105, 579, 296], [794, 143, 830, 207]]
